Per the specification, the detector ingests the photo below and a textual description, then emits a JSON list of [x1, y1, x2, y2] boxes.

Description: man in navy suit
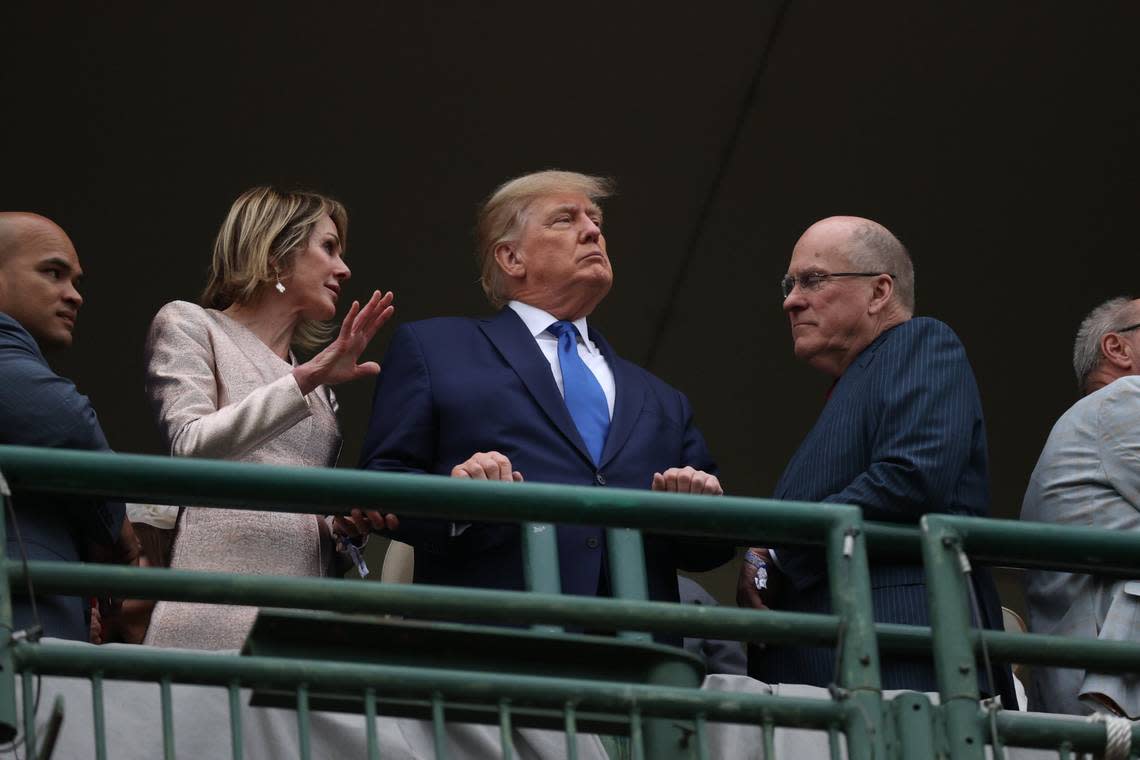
[[739, 216, 1015, 705], [359, 171, 731, 634], [0, 212, 136, 641]]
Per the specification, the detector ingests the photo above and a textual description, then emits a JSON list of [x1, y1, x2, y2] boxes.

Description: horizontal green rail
[[992, 709, 1140, 753], [0, 445, 853, 546], [13, 643, 846, 730], [6, 560, 840, 648]]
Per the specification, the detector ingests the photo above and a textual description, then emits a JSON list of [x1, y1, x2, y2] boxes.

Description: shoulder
[[148, 300, 215, 342], [391, 316, 487, 346], [872, 318, 969, 367], [1094, 375, 1140, 419], [151, 300, 209, 326], [0, 312, 41, 356], [885, 316, 962, 347]]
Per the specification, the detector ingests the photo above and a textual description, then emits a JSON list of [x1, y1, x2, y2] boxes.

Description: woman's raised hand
[[293, 290, 395, 395]]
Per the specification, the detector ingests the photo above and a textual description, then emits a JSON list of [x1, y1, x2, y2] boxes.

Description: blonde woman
[[142, 186, 396, 650]]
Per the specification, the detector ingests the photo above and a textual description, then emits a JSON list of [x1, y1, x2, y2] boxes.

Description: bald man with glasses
[[1022, 296, 1140, 717], [739, 216, 1016, 706]]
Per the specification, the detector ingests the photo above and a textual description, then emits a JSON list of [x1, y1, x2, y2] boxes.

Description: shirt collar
[[508, 300, 598, 354]]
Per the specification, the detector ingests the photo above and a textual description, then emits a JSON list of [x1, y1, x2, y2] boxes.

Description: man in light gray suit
[[1022, 295, 1140, 717]]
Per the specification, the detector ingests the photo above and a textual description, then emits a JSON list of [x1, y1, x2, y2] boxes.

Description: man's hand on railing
[[450, 451, 525, 482], [651, 466, 723, 495]]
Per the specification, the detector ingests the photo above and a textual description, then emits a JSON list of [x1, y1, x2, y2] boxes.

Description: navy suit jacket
[[751, 318, 1016, 705], [360, 308, 731, 628], [0, 313, 124, 640]]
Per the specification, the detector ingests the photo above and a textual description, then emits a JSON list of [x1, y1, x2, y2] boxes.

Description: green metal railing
[[0, 444, 1138, 759]]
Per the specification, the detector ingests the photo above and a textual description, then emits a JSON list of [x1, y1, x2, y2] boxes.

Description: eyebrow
[[546, 204, 604, 222]]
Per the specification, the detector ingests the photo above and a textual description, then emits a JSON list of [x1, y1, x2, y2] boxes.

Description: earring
[[274, 271, 286, 294]]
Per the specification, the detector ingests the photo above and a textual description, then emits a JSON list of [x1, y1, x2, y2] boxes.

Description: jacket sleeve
[[822, 322, 986, 523], [0, 319, 123, 545], [358, 324, 451, 551], [145, 302, 313, 460]]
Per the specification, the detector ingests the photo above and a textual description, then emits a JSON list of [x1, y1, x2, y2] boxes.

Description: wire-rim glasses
[[780, 271, 895, 299]]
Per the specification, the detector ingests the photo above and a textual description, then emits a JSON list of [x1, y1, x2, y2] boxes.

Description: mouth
[[579, 250, 605, 263], [57, 312, 76, 329], [324, 284, 341, 299]]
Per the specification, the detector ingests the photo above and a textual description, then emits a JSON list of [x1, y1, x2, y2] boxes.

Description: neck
[[1084, 366, 1134, 395], [510, 291, 598, 322], [223, 294, 298, 359]]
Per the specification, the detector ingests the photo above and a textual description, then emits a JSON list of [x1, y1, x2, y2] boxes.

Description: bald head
[[782, 216, 914, 376], [798, 216, 915, 314], [0, 212, 84, 349]]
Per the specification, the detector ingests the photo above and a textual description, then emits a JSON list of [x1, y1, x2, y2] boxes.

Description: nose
[[64, 281, 83, 309], [335, 258, 351, 281], [580, 216, 601, 243], [783, 288, 806, 314]]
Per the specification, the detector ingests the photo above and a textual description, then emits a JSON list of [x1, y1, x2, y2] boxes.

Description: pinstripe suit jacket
[[750, 318, 1016, 705], [0, 312, 124, 640]]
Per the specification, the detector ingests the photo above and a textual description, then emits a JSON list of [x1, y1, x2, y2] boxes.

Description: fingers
[[355, 291, 395, 339], [364, 509, 399, 533], [651, 467, 724, 495], [332, 511, 367, 540], [339, 299, 362, 338], [512, 471, 524, 483], [450, 451, 518, 481]]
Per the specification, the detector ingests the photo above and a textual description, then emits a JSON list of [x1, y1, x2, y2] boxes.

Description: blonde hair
[[201, 186, 348, 352], [475, 170, 614, 308]]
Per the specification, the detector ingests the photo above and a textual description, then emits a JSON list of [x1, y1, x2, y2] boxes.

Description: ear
[[866, 274, 895, 315], [1100, 332, 1136, 372], [493, 242, 525, 281]]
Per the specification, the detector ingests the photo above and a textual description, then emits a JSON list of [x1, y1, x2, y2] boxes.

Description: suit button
[[595, 472, 607, 486], [586, 537, 599, 549]]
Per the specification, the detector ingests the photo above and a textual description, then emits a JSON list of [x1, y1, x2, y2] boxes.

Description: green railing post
[[605, 527, 650, 642], [920, 515, 984, 760], [521, 521, 562, 634], [826, 514, 886, 760], [0, 470, 18, 741], [891, 692, 938, 760]]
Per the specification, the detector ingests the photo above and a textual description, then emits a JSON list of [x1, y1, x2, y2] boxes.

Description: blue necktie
[[547, 321, 610, 464]]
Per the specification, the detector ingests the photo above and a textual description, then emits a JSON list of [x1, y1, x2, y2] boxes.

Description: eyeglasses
[[1113, 322, 1140, 333], [780, 271, 895, 299]]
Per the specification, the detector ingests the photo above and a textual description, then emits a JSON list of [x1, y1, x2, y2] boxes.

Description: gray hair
[[1073, 296, 1137, 390], [844, 221, 916, 315]]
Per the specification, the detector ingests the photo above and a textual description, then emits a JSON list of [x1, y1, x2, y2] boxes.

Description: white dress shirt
[[450, 302, 617, 537], [508, 300, 615, 419]]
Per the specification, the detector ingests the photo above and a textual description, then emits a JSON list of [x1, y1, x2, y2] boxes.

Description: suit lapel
[[592, 329, 645, 469], [479, 308, 594, 465]]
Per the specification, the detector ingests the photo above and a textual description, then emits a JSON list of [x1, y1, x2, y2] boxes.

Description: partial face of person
[[516, 192, 612, 306], [283, 214, 350, 321], [782, 228, 876, 374], [0, 224, 84, 349]]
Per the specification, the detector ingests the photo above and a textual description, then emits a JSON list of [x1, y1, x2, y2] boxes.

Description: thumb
[[354, 361, 381, 377]]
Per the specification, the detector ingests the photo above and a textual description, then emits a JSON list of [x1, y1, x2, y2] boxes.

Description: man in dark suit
[[0, 212, 136, 641], [359, 171, 731, 631], [739, 215, 1015, 704]]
